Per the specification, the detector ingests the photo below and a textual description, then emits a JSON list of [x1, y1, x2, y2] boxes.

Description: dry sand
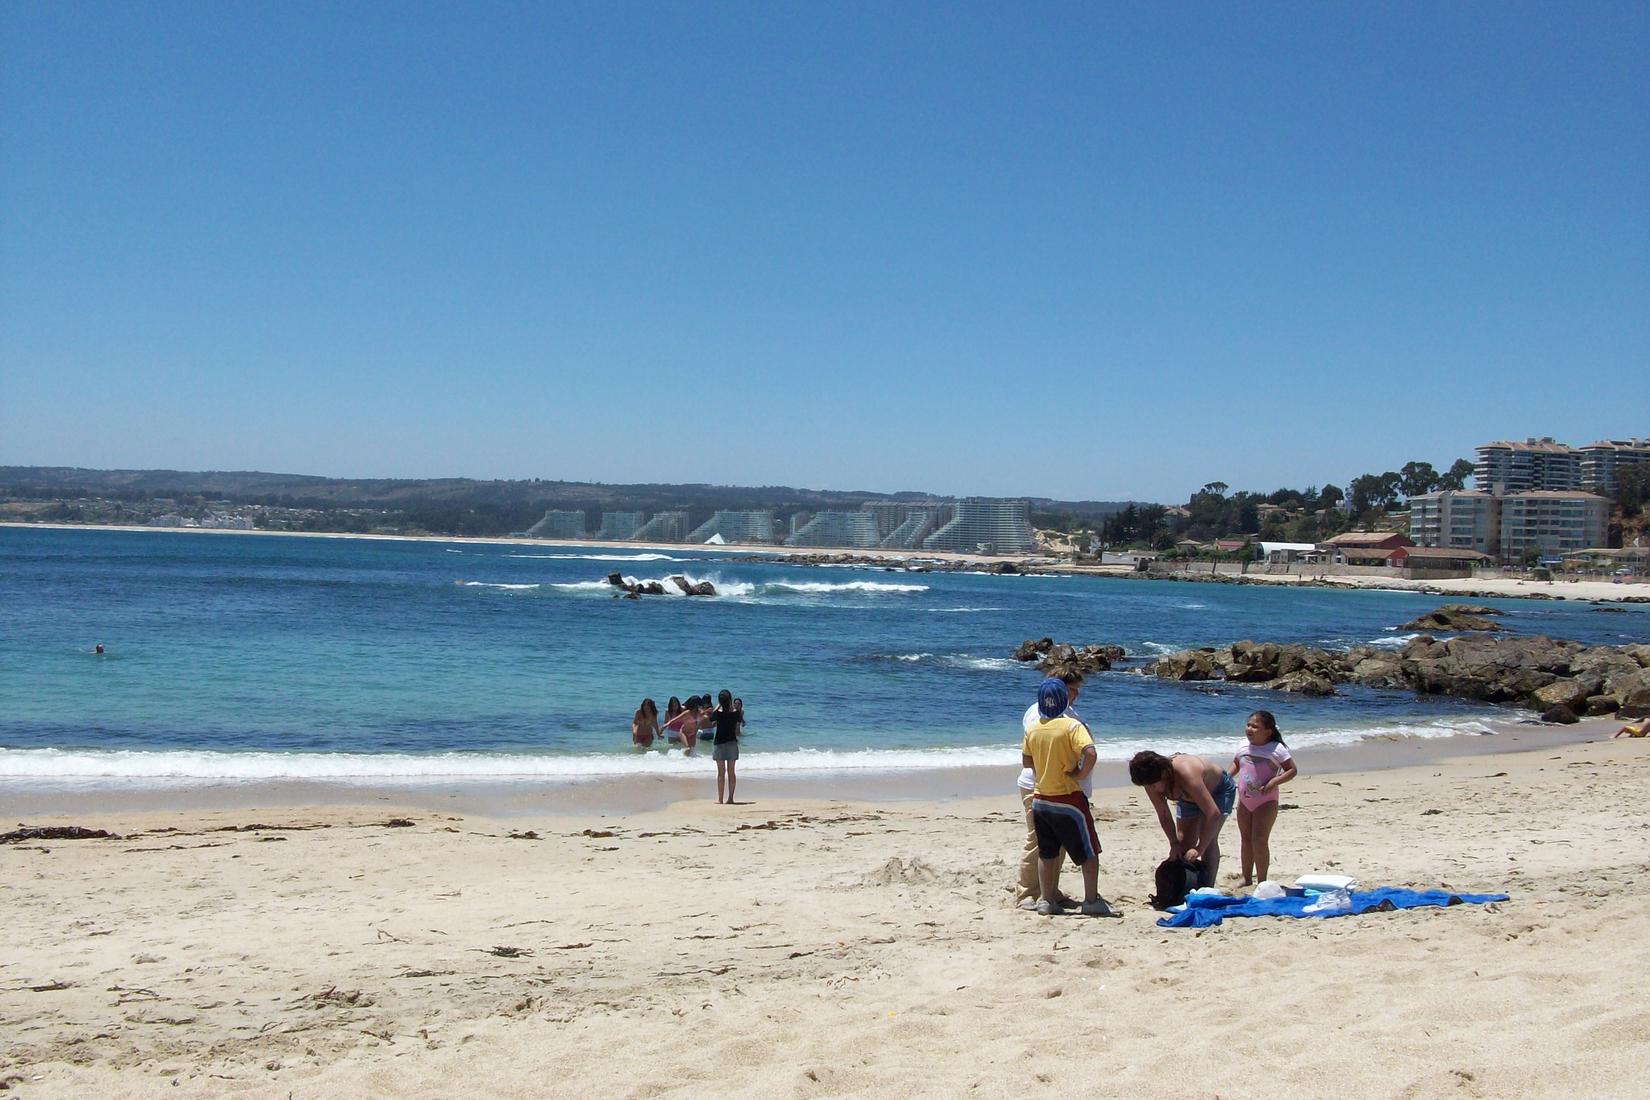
[[5, 720, 1648, 1098]]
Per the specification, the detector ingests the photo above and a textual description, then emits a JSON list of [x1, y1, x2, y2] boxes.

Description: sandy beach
[[5, 718, 1646, 1099]]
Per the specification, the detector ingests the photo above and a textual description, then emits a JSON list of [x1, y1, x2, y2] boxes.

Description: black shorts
[[1031, 791, 1100, 864]]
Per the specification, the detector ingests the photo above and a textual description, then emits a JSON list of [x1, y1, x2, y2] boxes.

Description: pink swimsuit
[[1235, 741, 1293, 811]]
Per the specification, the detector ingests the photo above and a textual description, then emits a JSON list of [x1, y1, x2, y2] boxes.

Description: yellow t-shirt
[[1021, 715, 1094, 798]]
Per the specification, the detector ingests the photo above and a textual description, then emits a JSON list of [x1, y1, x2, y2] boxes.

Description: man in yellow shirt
[[1021, 678, 1120, 918]]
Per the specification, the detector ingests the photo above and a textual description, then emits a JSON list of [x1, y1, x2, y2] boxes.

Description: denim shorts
[[1176, 771, 1236, 819], [712, 741, 739, 762]]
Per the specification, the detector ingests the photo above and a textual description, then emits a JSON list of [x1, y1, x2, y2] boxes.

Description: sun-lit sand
[[4, 718, 1646, 1098]]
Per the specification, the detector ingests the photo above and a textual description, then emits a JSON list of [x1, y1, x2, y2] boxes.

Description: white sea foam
[[0, 718, 1502, 787], [761, 580, 929, 595], [1363, 632, 1422, 650], [920, 606, 1007, 614], [459, 581, 541, 591], [945, 656, 1020, 672], [893, 653, 932, 662], [541, 575, 921, 599], [507, 553, 686, 562], [1138, 641, 1183, 656]]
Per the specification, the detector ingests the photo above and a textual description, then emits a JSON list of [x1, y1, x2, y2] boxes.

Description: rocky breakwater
[[1013, 603, 1650, 722], [1145, 634, 1650, 724]]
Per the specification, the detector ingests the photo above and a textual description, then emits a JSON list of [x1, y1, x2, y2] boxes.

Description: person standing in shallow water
[[711, 689, 741, 803], [631, 698, 660, 748]]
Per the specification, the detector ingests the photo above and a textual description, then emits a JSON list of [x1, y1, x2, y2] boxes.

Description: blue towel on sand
[[1157, 888, 1508, 929]]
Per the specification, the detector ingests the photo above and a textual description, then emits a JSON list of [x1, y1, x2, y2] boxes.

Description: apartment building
[[687, 510, 778, 545], [525, 509, 587, 539], [1498, 492, 1609, 560], [922, 498, 1034, 554], [1474, 438, 1581, 494], [1579, 438, 1650, 495], [784, 511, 882, 548], [631, 511, 688, 542], [1408, 490, 1501, 555], [596, 511, 645, 540], [882, 505, 952, 549]]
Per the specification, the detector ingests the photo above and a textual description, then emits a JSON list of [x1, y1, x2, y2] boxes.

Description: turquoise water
[[2, 526, 1645, 785]]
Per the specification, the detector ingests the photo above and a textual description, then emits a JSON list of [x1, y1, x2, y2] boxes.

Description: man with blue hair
[[1021, 677, 1119, 917]]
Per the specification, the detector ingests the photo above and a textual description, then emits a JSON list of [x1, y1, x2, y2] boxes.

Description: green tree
[[1615, 464, 1650, 518], [1439, 458, 1475, 491], [1399, 461, 1441, 499]]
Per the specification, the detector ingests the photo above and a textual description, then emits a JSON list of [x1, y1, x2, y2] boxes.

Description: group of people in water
[[632, 691, 747, 803], [1017, 669, 1299, 916]]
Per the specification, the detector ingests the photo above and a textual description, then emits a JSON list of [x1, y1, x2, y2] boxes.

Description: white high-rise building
[[1579, 438, 1650, 495], [1498, 492, 1609, 560], [922, 498, 1034, 554], [1408, 490, 1500, 555], [1474, 438, 1581, 494], [687, 510, 778, 544], [784, 511, 881, 548]]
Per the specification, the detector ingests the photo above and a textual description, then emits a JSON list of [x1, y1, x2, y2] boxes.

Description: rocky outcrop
[[1011, 637, 1126, 677], [1398, 604, 1505, 633], [1125, 633, 1650, 717], [606, 572, 715, 597]]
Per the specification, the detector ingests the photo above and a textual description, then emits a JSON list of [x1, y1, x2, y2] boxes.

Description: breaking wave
[[0, 718, 1502, 787]]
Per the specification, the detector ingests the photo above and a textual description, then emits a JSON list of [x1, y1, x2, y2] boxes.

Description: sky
[[3, 3, 1646, 503]]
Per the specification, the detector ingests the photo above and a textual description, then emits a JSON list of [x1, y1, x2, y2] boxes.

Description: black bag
[[1150, 858, 1203, 910]]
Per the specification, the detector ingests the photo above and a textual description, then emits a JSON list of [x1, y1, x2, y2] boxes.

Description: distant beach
[[4, 520, 1643, 603]]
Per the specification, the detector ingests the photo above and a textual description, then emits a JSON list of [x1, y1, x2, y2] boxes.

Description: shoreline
[[6, 519, 1647, 602], [1, 716, 1611, 821], [5, 725, 1646, 1096]]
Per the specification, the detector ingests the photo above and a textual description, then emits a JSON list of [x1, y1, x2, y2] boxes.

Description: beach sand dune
[[4, 734, 1647, 1098]]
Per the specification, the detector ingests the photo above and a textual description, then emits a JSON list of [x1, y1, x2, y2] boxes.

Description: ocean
[[2, 525, 1645, 791]]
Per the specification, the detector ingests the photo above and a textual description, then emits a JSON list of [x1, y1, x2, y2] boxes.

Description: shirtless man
[[1128, 750, 1236, 886]]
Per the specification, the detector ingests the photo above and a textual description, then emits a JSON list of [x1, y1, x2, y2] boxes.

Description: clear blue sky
[[3, 2, 1646, 503]]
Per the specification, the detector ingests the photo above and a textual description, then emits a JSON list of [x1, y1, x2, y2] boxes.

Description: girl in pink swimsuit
[[1229, 710, 1298, 887]]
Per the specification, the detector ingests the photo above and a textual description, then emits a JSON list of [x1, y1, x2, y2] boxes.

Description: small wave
[[1177, 602, 1208, 610], [1088, 718, 1497, 760], [508, 553, 686, 562], [1363, 632, 1422, 650], [761, 580, 929, 595], [870, 653, 1021, 673], [945, 656, 1020, 672], [543, 575, 921, 599], [920, 606, 1006, 614], [0, 719, 1500, 785], [0, 745, 1024, 783], [1138, 641, 1183, 656], [459, 581, 541, 591]]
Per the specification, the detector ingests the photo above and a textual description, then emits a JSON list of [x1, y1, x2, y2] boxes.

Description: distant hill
[[0, 466, 1139, 537]]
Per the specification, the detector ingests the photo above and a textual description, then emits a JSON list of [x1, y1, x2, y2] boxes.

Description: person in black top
[[711, 689, 742, 804]]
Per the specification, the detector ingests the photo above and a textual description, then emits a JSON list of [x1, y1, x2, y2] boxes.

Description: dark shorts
[[1176, 771, 1236, 819], [1031, 791, 1101, 864], [712, 741, 738, 762]]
